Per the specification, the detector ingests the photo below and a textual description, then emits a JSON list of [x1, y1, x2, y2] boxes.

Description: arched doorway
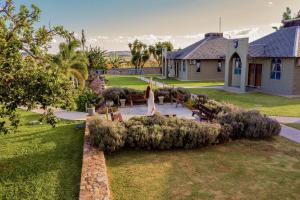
[[228, 53, 242, 87]]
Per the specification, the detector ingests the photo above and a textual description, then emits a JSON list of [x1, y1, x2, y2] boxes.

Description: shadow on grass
[[0, 123, 84, 200]]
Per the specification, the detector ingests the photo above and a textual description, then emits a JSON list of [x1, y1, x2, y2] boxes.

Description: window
[[217, 60, 222, 72], [196, 60, 201, 72], [271, 58, 281, 80], [234, 57, 242, 75], [183, 61, 186, 72]]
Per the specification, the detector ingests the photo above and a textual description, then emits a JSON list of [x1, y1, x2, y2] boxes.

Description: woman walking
[[146, 78, 156, 116]]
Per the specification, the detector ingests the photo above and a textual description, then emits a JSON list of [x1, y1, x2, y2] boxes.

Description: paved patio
[[119, 103, 196, 121]]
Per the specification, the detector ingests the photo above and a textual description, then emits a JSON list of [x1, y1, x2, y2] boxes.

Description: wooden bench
[[128, 93, 147, 106], [192, 104, 215, 121], [172, 92, 185, 108]]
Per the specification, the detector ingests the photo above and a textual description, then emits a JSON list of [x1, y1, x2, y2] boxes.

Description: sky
[[13, 0, 300, 53]]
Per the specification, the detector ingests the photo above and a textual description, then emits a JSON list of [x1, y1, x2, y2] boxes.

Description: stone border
[[79, 117, 110, 200]]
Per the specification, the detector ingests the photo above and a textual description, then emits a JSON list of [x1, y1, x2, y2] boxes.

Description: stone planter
[[120, 99, 126, 107], [87, 107, 95, 116], [158, 96, 165, 105]]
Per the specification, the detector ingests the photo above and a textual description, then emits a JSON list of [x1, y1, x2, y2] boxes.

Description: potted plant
[[120, 99, 126, 107], [158, 96, 165, 105], [86, 102, 95, 116]]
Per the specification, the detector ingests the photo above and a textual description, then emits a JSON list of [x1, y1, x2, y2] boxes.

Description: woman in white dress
[[146, 85, 156, 116]]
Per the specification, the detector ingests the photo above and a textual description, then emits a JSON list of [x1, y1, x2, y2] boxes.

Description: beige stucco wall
[[293, 60, 300, 95], [177, 60, 188, 80], [186, 60, 224, 81], [249, 58, 295, 95]]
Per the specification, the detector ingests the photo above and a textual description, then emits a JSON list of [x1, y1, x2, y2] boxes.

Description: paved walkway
[[271, 116, 300, 124], [138, 76, 225, 89], [25, 107, 87, 121], [280, 125, 300, 143], [138, 76, 166, 87]]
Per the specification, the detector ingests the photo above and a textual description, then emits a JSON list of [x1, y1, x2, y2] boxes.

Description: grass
[[286, 123, 300, 130], [106, 137, 300, 200], [0, 110, 84, 200], [105, 75, 157, 90], [189, 88, 300, 117], [153, 77, 224, 87]]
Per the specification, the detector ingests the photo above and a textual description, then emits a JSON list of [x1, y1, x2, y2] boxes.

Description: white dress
[[147, 90, 156, 116]]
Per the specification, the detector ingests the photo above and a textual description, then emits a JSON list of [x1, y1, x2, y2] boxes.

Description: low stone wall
[[79, 117, 110, 200], [107, 67, 161, 75]]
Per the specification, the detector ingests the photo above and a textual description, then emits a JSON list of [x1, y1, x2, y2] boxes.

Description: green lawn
[[153, 77, 224, 87], [286, 123, 300, 130], [189, 88, 300, 117], [0, 110, 84, 200], [107, 137, 300, 200], [105, 75, 153, 90]]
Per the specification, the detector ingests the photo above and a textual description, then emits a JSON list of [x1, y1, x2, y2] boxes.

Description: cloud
[[48, 24, 275, 53]]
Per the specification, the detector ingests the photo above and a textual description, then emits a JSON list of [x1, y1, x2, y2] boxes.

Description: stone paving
[[119, 103, 196, 121]]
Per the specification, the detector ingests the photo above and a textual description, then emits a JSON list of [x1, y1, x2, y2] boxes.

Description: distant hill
[[107, 51, 132, 58]]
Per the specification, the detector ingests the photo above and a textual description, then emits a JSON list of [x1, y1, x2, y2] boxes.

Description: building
[[224, 18, 300, 95], [163, 33, 228, 81]]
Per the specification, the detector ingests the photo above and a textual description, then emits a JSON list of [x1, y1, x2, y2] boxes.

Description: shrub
[[102, 87, 145, 105], [218, 109, 281, 139], [89, 118, 126, 153], [102, 87, 126, 104], [76, 88, 101, 112], [171, 87, 191, 101]]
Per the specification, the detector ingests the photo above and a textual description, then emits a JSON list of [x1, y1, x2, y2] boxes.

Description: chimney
[[283, 18, 300, 28], [205, 32, 223, 38]]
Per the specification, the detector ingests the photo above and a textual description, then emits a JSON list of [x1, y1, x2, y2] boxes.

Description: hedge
[[89, 111, 280, 153]]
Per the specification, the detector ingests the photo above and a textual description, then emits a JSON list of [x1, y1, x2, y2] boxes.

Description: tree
[[0, 0, 76, 134], [86, 46, 108, 72], [282, 7, 292, 21], [128, 40, 150, 70], [54, 39, 89, 89], [149, 41, 174, 67], [109, 53, 124, 69], [273, 7, 300, 31], [296, 10, 300, 18]]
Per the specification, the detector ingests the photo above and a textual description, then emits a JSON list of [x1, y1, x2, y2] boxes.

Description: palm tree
[[109, 53, 124, 68], [128, 40, 150, 70], [54, 39, 88, 88]]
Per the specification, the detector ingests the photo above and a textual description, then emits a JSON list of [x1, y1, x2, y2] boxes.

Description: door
[[255, 64, 262, 87], [248, 64, 262, 88], [248, 64, 256, 87]]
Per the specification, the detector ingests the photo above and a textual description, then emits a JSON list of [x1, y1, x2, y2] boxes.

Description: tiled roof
[[166, 35, 228, 60], [249, 26, 300, 58]]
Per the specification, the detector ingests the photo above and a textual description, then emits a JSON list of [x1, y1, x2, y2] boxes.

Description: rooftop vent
[[283, 18, 300, 28], [205, 32, 223, 38]]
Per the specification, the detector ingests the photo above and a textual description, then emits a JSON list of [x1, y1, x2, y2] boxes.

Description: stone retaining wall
[[79, 117, 110, 200], [107, 67, 161, 75]]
